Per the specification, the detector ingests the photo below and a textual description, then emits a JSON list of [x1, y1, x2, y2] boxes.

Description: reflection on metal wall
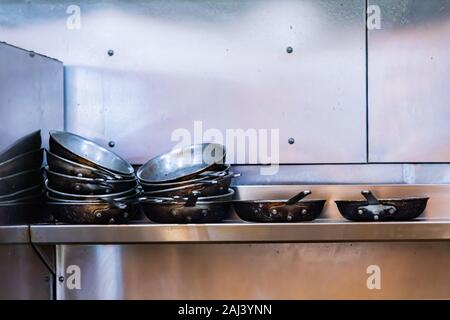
[[0, 42, 64, 149], [56, 242, 450, 299], [0, 0, 367, 164], [0, 245, 52, 300], [369, 0, 450, 162]]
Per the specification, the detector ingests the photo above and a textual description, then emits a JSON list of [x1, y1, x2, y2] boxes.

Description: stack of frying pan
[[45, 131, 140, 224], [0, 130, 44, 224], [137, 143, 239, 223]]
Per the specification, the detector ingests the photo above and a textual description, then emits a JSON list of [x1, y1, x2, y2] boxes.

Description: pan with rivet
[[335, 190, 429, 222], [0, 149, 43, 177], [140, 190, 234, 223], [0, 169, 43, 196], [137, 143, 226, 183], [45, 167, 137, 195], [46, 150, 130, 180], [233, 190, 326, 223], [49, 131, 134, 176]]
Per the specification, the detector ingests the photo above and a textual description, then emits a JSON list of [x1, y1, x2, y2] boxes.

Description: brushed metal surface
[[0, 225, 29, 244], [55, 242, 450, 299], [0, 244, 52, 299], [0, 42, 64, 149], [368, 0, 450, 162], [0, 0, 367, 164], [31, 220, 450, 244]]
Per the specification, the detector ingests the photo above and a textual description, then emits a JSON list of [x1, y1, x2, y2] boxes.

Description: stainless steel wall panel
[[0, 42, 64, 149], [0, 245, 52, 300], [368, 0, 450, 162], [0, 0, 367, 164], [56, 243, 450, 299]]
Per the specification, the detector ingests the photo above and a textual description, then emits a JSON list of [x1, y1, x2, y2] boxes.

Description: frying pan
[[140, 188, 235, 203], [233, 190, 326, 223], [0, 201, 49, 225], [137, 143, 226, 183], [46, 195, 140, 224], [45, 167, 137, 195], [0, 130, 41, 163], [141, 173, 239, 196], [0, 169, 43, 196], [140, 192, 232, 223], [49, 131, 134, 176], [0, 149, 43, 177], [46, 150, 131, 180], [139, 166, 231, 191], [335, 190, 429, 222], [0, 183, 43, 202]]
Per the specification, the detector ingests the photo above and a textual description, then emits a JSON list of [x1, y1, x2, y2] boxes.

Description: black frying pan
[[45, 167, 137, 195], [137, 143, 226, 183], [0, 149, 43, 177], [46, 195, 140, 224], [335, 190, 429, 222], [0, 130, 41, 163], [233, 190, 326, 223], [46, 150, 130, 180], [140, 192, 232, 223], [0, 169, 43, 196], [49, 131, 134, 176]]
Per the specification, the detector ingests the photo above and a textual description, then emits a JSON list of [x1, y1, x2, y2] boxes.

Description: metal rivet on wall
[[108, 141, 116, 148], [29, 51, 35, 57], [286, 46, 293, 54], [288, 138, 295, 145], [107, 49, 114, 56]]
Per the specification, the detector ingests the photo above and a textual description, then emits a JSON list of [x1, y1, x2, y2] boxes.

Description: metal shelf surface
[[30, 219, 450, 244], [0, 225, 30, 244]]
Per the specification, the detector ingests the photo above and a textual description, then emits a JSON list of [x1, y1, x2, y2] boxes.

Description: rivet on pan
[[109, 218, 115, 224], [171, 209, 177, 216], [389, 208, 395, 214], [286, 46, 293, 54], [75, 185, 81, 191], [107, 49, 114, 56], [186, 216, 192, 222], [358, 209, 364, 215], [96, 212, 102, 218], [286, 215, 293, 221], [374, 215, 379, 221], [288, 138, 295, 145], [105, 189, 110, 194], [253, 209, 259, 214], [258, 203, 264, 208], [76, 173, 83, 177], [202, 209, 208, 217], [301, 209, 308, 214], [108, 141, 115, 148], [123, 212, 129, 218], [271, 209, 278, 215]]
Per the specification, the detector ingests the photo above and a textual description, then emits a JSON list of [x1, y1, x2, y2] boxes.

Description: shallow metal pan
[[49, 131, 134, 175], [0, 169, 43, 196], [0, 130, 41, 163], [140, 192, 233, 224], [46, 194, 140, 224], [141, 173, 239, 197], [137, 143, 226, 183], [0, 149, 43, 177], [46, 150, 132, 180], [0, 184, 43, 202], [233, 190, 326, 223], [45, 167, 137, 195], [335, 190, 429, 222]]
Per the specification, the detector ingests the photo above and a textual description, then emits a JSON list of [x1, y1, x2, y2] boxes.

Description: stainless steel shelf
[[30, 219, 450, 244], [0, 225, 30, 244]]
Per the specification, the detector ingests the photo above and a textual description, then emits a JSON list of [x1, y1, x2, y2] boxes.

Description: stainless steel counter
[[0, 225, 29, 244], [30, 219, 450, 244]]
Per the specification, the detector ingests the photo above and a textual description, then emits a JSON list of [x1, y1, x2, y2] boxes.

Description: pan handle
[[184, 191, 200, 207], [361, 190, 381, 205], [285, 190, 311, 205]]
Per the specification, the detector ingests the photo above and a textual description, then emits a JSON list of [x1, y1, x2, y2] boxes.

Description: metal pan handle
[[285, 190, 311, 205], [361, 190, 381, 205]]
